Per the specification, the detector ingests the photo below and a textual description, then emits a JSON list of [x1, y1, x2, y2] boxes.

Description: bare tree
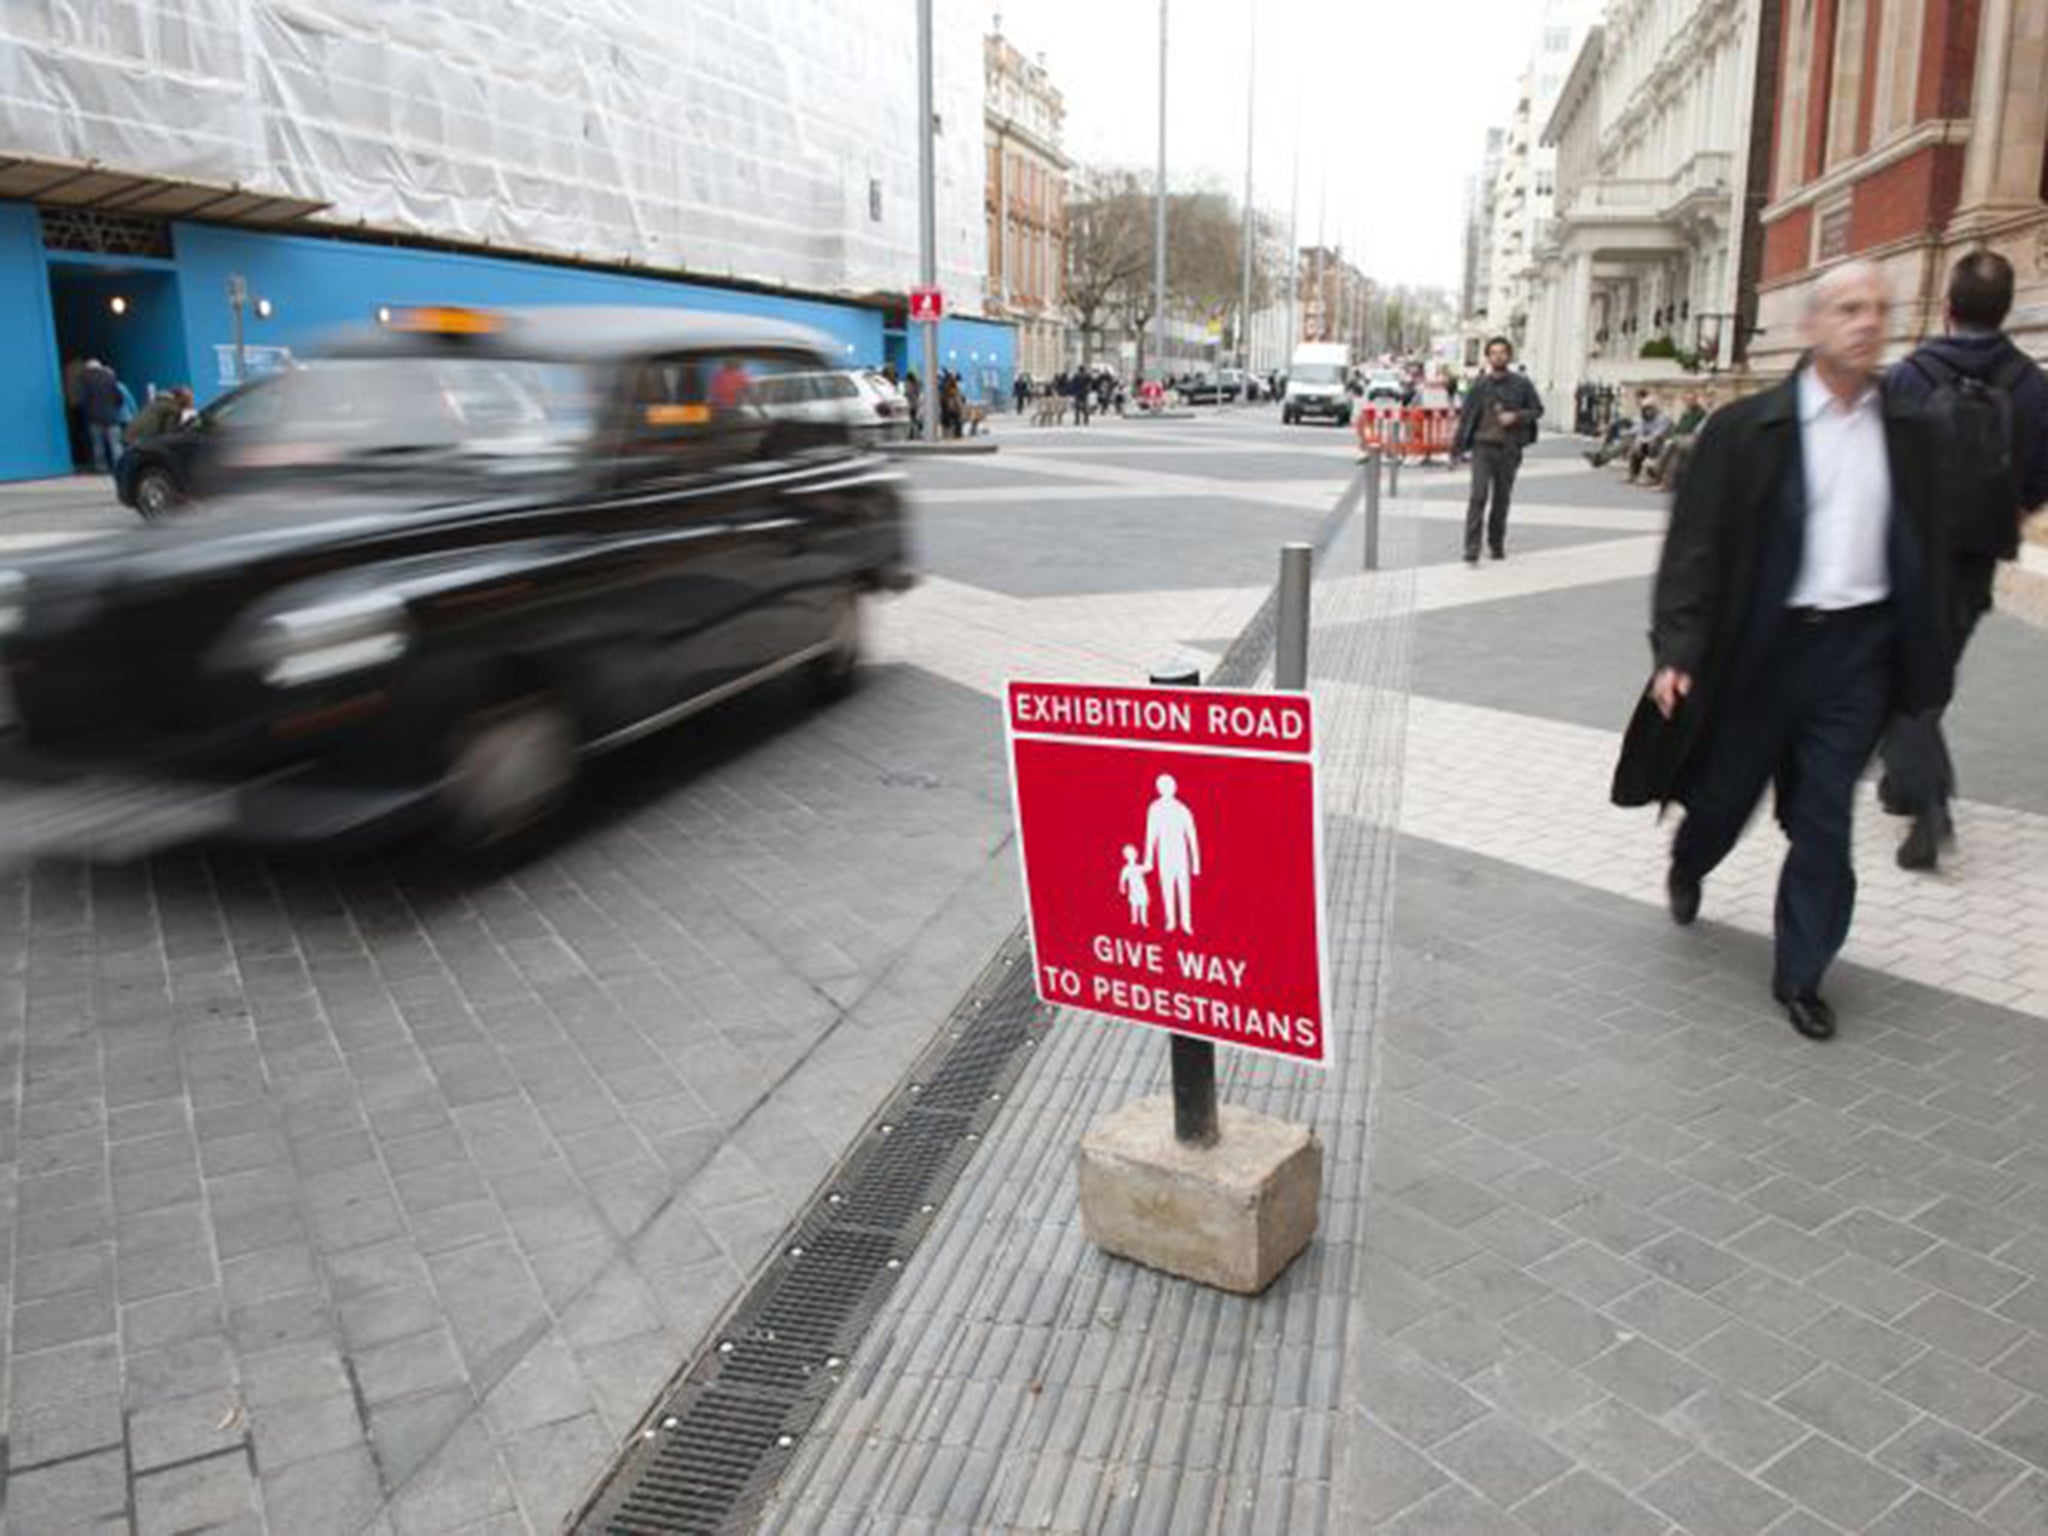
[[1065, 170, 1151, 367]]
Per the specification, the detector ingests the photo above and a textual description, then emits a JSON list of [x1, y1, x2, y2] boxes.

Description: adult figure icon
[[1143, 774, 1202, 935]]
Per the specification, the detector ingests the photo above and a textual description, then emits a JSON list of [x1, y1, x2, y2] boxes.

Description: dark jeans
[[1672, 604, 1895, 996], [1465, 440, 1522, 557], [1879, 553, 1996, 817]]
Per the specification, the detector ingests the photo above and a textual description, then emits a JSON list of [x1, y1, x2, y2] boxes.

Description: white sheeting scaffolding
[[0, 0, 989, 306]]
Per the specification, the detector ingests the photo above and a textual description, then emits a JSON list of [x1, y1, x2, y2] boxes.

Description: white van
[[1283, 343, 1353, 426]]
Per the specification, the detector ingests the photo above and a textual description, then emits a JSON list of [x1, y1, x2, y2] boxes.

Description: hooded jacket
[[1885, 329, 2048, 546]]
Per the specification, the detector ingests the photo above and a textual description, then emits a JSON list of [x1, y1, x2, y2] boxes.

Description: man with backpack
[[1879, 252, 2048, 871]]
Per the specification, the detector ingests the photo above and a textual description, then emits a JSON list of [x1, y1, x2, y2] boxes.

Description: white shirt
[[1787, 366, 1892, 609]]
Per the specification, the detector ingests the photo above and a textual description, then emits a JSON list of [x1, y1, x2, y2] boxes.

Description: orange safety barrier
[[1354, 404, 1459, 463]]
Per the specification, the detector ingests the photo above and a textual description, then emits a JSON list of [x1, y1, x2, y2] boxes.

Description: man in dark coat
[[1877, 251, 2048, 871], [1452, 336, 1543, 564], [1611, 261, 1951, 1041]]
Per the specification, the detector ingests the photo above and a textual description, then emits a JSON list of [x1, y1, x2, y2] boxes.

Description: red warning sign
[[909, 286, 944, 322], [1005, 680, 1329, 1065]]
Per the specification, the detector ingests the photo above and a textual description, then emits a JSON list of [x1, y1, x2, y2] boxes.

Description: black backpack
[[1908, 350, 2031, 556]]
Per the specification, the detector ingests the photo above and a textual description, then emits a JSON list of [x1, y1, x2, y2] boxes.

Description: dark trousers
[[1672, 605, 1895, 996], [1465, 441, 1521, 557], [1879, 553, 1996, 817]]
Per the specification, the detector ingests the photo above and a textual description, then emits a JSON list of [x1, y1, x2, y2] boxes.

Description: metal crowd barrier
[[1353, 404, 1458, 464]]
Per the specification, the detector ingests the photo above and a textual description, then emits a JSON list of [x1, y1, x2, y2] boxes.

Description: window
[[619, 351, 820, 472], [1544, 25, 1571, 51]]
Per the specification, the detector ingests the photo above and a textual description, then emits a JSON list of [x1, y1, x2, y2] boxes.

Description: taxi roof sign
[[385, 305, 503, 336]]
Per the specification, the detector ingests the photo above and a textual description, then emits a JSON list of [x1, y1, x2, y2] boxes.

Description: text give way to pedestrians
[[1005, 680, 1330, 1065]]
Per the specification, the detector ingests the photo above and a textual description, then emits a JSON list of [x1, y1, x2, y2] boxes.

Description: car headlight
[[0, 570, 25, 637], [249, 593, 411, 687]]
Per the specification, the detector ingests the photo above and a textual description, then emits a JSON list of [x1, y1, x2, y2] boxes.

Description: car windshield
[[1293, 364, 1344, 385], [234, 357, 600, 481]]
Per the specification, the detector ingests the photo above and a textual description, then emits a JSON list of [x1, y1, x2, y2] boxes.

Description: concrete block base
[[1077, 1095, 1321, 1294]]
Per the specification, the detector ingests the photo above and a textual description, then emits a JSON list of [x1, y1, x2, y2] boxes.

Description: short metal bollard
[[1387, 417, 1402, 497], [1362, 452, 1382, 572], [1276, 542, 1311, 693]]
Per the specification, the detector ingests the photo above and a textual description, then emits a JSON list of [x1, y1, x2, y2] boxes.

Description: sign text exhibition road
[[1005, 681, 1329, 1065]]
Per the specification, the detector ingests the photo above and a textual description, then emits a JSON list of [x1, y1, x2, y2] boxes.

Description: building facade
[[1299, 246, 1375, 356], [1478, 0, 1607, 361], [0, 1, 1013, 480], [1752, 0, 2048, 372], [984, 32, 1070, 383], [1527, 0, 1764, 406]]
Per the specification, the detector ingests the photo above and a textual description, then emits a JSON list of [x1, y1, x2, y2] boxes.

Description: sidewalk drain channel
[[574, 471, 1364, 1535], [576, 933, 1045, 1535]]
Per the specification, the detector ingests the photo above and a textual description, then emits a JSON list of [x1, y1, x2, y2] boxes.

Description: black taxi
[[0, 306, 913, 851]]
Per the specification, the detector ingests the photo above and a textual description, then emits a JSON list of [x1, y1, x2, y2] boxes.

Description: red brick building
[[1752, 0, 2047, 371]]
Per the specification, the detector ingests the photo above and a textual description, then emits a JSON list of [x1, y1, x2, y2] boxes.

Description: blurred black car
[[112, 378, 281, 519], [0, 306, 914, 851]]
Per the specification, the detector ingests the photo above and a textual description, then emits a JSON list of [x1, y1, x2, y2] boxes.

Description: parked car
[[0, 306, 914, 853], [753, 368, 911, 442], [1364, 371, 1408, 404], [113, 377, 285, 519], [1177, 371, 1244, 405]]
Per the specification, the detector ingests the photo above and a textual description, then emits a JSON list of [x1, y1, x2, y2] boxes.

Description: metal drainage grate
[[576, 480, 1363, 1535], [576, 935, 1046, 1536]]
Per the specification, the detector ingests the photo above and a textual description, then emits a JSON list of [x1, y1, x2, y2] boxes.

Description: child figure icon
[[1119, 845, 1151, 927]]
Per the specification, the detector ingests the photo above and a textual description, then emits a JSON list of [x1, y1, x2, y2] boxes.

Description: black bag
[[1909, 351, 2030, 557]]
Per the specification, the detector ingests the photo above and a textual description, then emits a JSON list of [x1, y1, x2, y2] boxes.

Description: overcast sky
[[984, 0, 1546, 291]]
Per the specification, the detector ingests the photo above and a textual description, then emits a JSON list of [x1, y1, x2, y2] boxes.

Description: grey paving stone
[[1610, 1278, 1732, 1351], [134, 1448, 261, 1536], [1637, 1230, 1749, 1295], [1548, 1395, 1691, 1488], [250, 1391, 368, 1471], [1768, 1362, 1915, 1453], [1583, 1335, 1715, 1416], [1689, 1321, 1820, 1398], [130, 1388, 249, 1471], [1511, 1468, 1666, 1536], [1983, 1394, 2048, 1474], [1759, 1433, 1913, 1530], [1639, 1449, 1789, 1536], [1361, 1344, 1492, 1448], [354, 1325, 471, 1405], [1884, 1349, 2030, 1435], [1793, 1306, 1930, 1384], [1500, 1292, 1622, 1367], [1860, 1489, 2006, 1536], [3, 1447, 131, 1532], [1874, 1417, 2029, 1513], [260, 1443, 386, 1536], [1982, 1468, 2048, 1534], [1383, 1481, 1535, 1536], [1433, 1414, 1574, 1508], [1896, 1293, 2034, 1367], [500, 1412, 613, 1535]]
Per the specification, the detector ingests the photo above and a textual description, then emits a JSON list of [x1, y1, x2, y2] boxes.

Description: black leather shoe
[[1775, 988, 1836, 1041], [1463, 551, 1480, 566], [1667, 865, 1701, 927], [1489, 545, 1506, 561]]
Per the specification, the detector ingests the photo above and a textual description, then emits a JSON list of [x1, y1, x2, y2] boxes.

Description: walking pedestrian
[[79, 359, 126, 474], [1013, 372, 1030, 415], [1877, 251, 2048, 871], [1071, 369, 1091, 426], [1452, 336, 1543, 563], [904, 370, 922, 436], [1611, 261, 1951, 1042]]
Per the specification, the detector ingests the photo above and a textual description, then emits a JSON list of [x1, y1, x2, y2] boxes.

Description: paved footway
[[758, 431, 2048, 1535]]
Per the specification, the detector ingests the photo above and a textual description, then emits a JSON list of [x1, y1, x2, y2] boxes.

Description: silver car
[[755, 369, 910, 441]]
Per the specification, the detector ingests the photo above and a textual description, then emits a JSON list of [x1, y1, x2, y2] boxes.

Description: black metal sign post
[[1147, 661, 1219, 1148]]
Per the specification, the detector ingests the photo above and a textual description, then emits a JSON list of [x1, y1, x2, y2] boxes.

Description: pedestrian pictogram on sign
[[909, 287, 944, 322], [1006, 680, 1329, 1065]]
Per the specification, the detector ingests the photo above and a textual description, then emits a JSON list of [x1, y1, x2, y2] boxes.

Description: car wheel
[[439, 691, 578, 854], [810, 586, 864, 700], [133, 467, 178, 520]]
